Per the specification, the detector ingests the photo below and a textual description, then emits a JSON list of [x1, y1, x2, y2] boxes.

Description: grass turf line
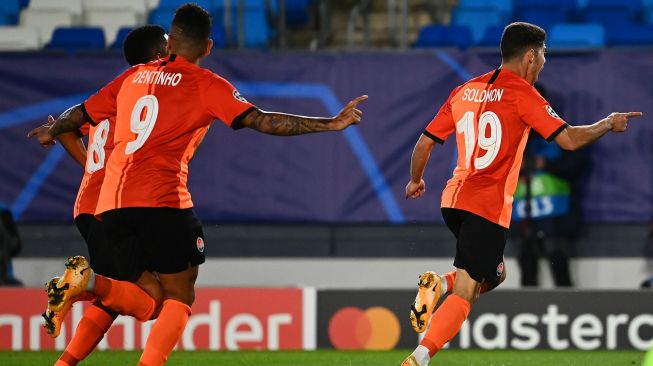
[[0, 350, 645, 366]]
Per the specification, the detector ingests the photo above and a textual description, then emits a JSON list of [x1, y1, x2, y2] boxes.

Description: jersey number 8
[[126, 95, 159, 155], [456, 110, 502, 170], [87, 119, 110, 173]]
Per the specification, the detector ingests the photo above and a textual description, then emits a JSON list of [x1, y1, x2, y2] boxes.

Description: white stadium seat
[[0, 26, 40, 51], [85, 9, 138, 46], [28, 0, 83, 24], [84, 0, 147, 23], [20, 9, 74, 44]]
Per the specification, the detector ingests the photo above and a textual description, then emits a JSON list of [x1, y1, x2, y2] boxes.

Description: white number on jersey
[[125, 95, 159, 155], [455, 111, 502, 170], [87, 119, 110, 174]]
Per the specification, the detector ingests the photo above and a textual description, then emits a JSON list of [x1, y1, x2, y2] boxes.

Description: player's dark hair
[[171, 3, 212, 59], [123, 25, 167, 66], [500, 22, 546, 61]]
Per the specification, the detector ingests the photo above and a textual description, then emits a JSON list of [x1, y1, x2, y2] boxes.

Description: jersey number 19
[[456, 110, 502, 170]]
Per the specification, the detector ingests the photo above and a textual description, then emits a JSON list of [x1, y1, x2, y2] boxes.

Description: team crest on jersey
[[546, 105, 560, 119], [233, 90, 248, 103], [196, 237, 205, 253], [496, 261, 504, 277]]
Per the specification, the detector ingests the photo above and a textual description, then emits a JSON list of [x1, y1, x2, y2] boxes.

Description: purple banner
[[1, 50, 652, 223]]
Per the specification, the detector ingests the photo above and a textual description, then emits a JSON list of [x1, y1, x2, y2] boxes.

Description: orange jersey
[[425, 68, 567, 228], [83, 54, 255, 214], [73, 118, 115, 217]]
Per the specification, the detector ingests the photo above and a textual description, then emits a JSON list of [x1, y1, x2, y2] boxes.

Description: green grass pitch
[[0, 350, 645, 366]]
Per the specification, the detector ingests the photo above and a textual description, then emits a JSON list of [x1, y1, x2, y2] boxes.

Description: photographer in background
[[511, 83, 589, 287], [0, 201, 23, 286]]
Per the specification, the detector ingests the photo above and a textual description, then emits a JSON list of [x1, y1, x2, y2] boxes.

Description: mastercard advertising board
[[317, 290, 418, 349]]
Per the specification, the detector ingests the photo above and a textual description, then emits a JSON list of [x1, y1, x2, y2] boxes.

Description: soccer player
[[401, 22, 641, 366], [39, 25, 169, 366], [29, 4, 366, 365]]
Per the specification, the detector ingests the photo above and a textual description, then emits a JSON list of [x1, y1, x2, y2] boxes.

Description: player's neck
[[499, 62, 533, 85], [170, 51, 202, 65]]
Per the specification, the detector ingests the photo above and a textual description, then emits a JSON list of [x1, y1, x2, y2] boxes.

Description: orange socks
[[92, 274, 155, 321], [420, 294, 471, 356], [443, 271, 492, 294], [138, 299, 191, 366], [54, 305, 115, 366]]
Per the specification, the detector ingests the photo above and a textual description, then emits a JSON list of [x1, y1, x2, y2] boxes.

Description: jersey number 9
[[125, 95, 159, 155]]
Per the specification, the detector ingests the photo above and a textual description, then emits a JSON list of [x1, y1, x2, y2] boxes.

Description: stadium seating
[[583, 6, 635, 28], [84, 0, 148, 24], [607, 23, 653, 46], [478, 25, 504, 47], [285, 0, 313, 28], [45, 27, 105, 51], [215, 0, 272, 48], [548, 23, 605, 48], [158, 0, 214, 13], [148, 8, 175, 32], [0, 0, 23, 25], [451, 7, 502, 44], [86, 9, 138, 46], [413, 25, 474, 49], [111, 27, 133, 50], [586, 0, 642, 13], [0, 26, 39, 50], [457, 0, 512, 21], [514, 8, 569, 31], [20, 9, 74, 44], [28, 0, 83, 24]]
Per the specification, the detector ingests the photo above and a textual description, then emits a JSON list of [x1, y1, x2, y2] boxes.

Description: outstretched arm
[[406, 134, 437, 199], [27, 104, 88, 147], [554, 112, 643, 151], [238, 95, 368, 136]]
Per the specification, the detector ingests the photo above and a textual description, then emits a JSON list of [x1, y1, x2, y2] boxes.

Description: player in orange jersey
[[401, 22, 642, 366], [29, 4, 366, 365], [35, 25, 169, 366]]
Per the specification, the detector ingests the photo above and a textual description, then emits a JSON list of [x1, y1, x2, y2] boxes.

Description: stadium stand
[[84, 0, 149, 24], [20, 8, 75, 45], [413, 25, 474, 49], [111, 27, 133, 50], [0, 0, 24, 25], [85, 9, 138, 46], [45, 27, 105, 51], [28, 0, 84, 24], [548, 23, 606, 48], [0, 26, 39, 50], [478, 25, 504, 47], [451, 7, 503, 44]]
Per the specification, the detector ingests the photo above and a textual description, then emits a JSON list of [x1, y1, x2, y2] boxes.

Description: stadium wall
[[1, 50, 653, 224]]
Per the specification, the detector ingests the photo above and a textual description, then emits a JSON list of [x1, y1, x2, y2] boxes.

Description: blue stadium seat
[[285, 0, 312, 28], [148, 8, 175, 32], [457, 0, 512, 20], [607, 23, 653, 46], [0, 0, 22, 24], [46, 27, 106, 51], [583, 6, 634, 28], [515, 8, 569, 31], [214, 0, 271, 48], [413, 25, 474, 49], [111, 27, 133, 50], [211, 24, 228, 48], [451, 8, 502, 44], [513, 0, 577, 14], [586, 0, 642, 13], [159, 0, 214, 12], [548, 23, 605, 48], [478, 25, 504, 47]]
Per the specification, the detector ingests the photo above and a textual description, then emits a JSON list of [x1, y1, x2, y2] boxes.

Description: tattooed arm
[[239, 95, 368, 136], [27, 104, 89, 147]]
